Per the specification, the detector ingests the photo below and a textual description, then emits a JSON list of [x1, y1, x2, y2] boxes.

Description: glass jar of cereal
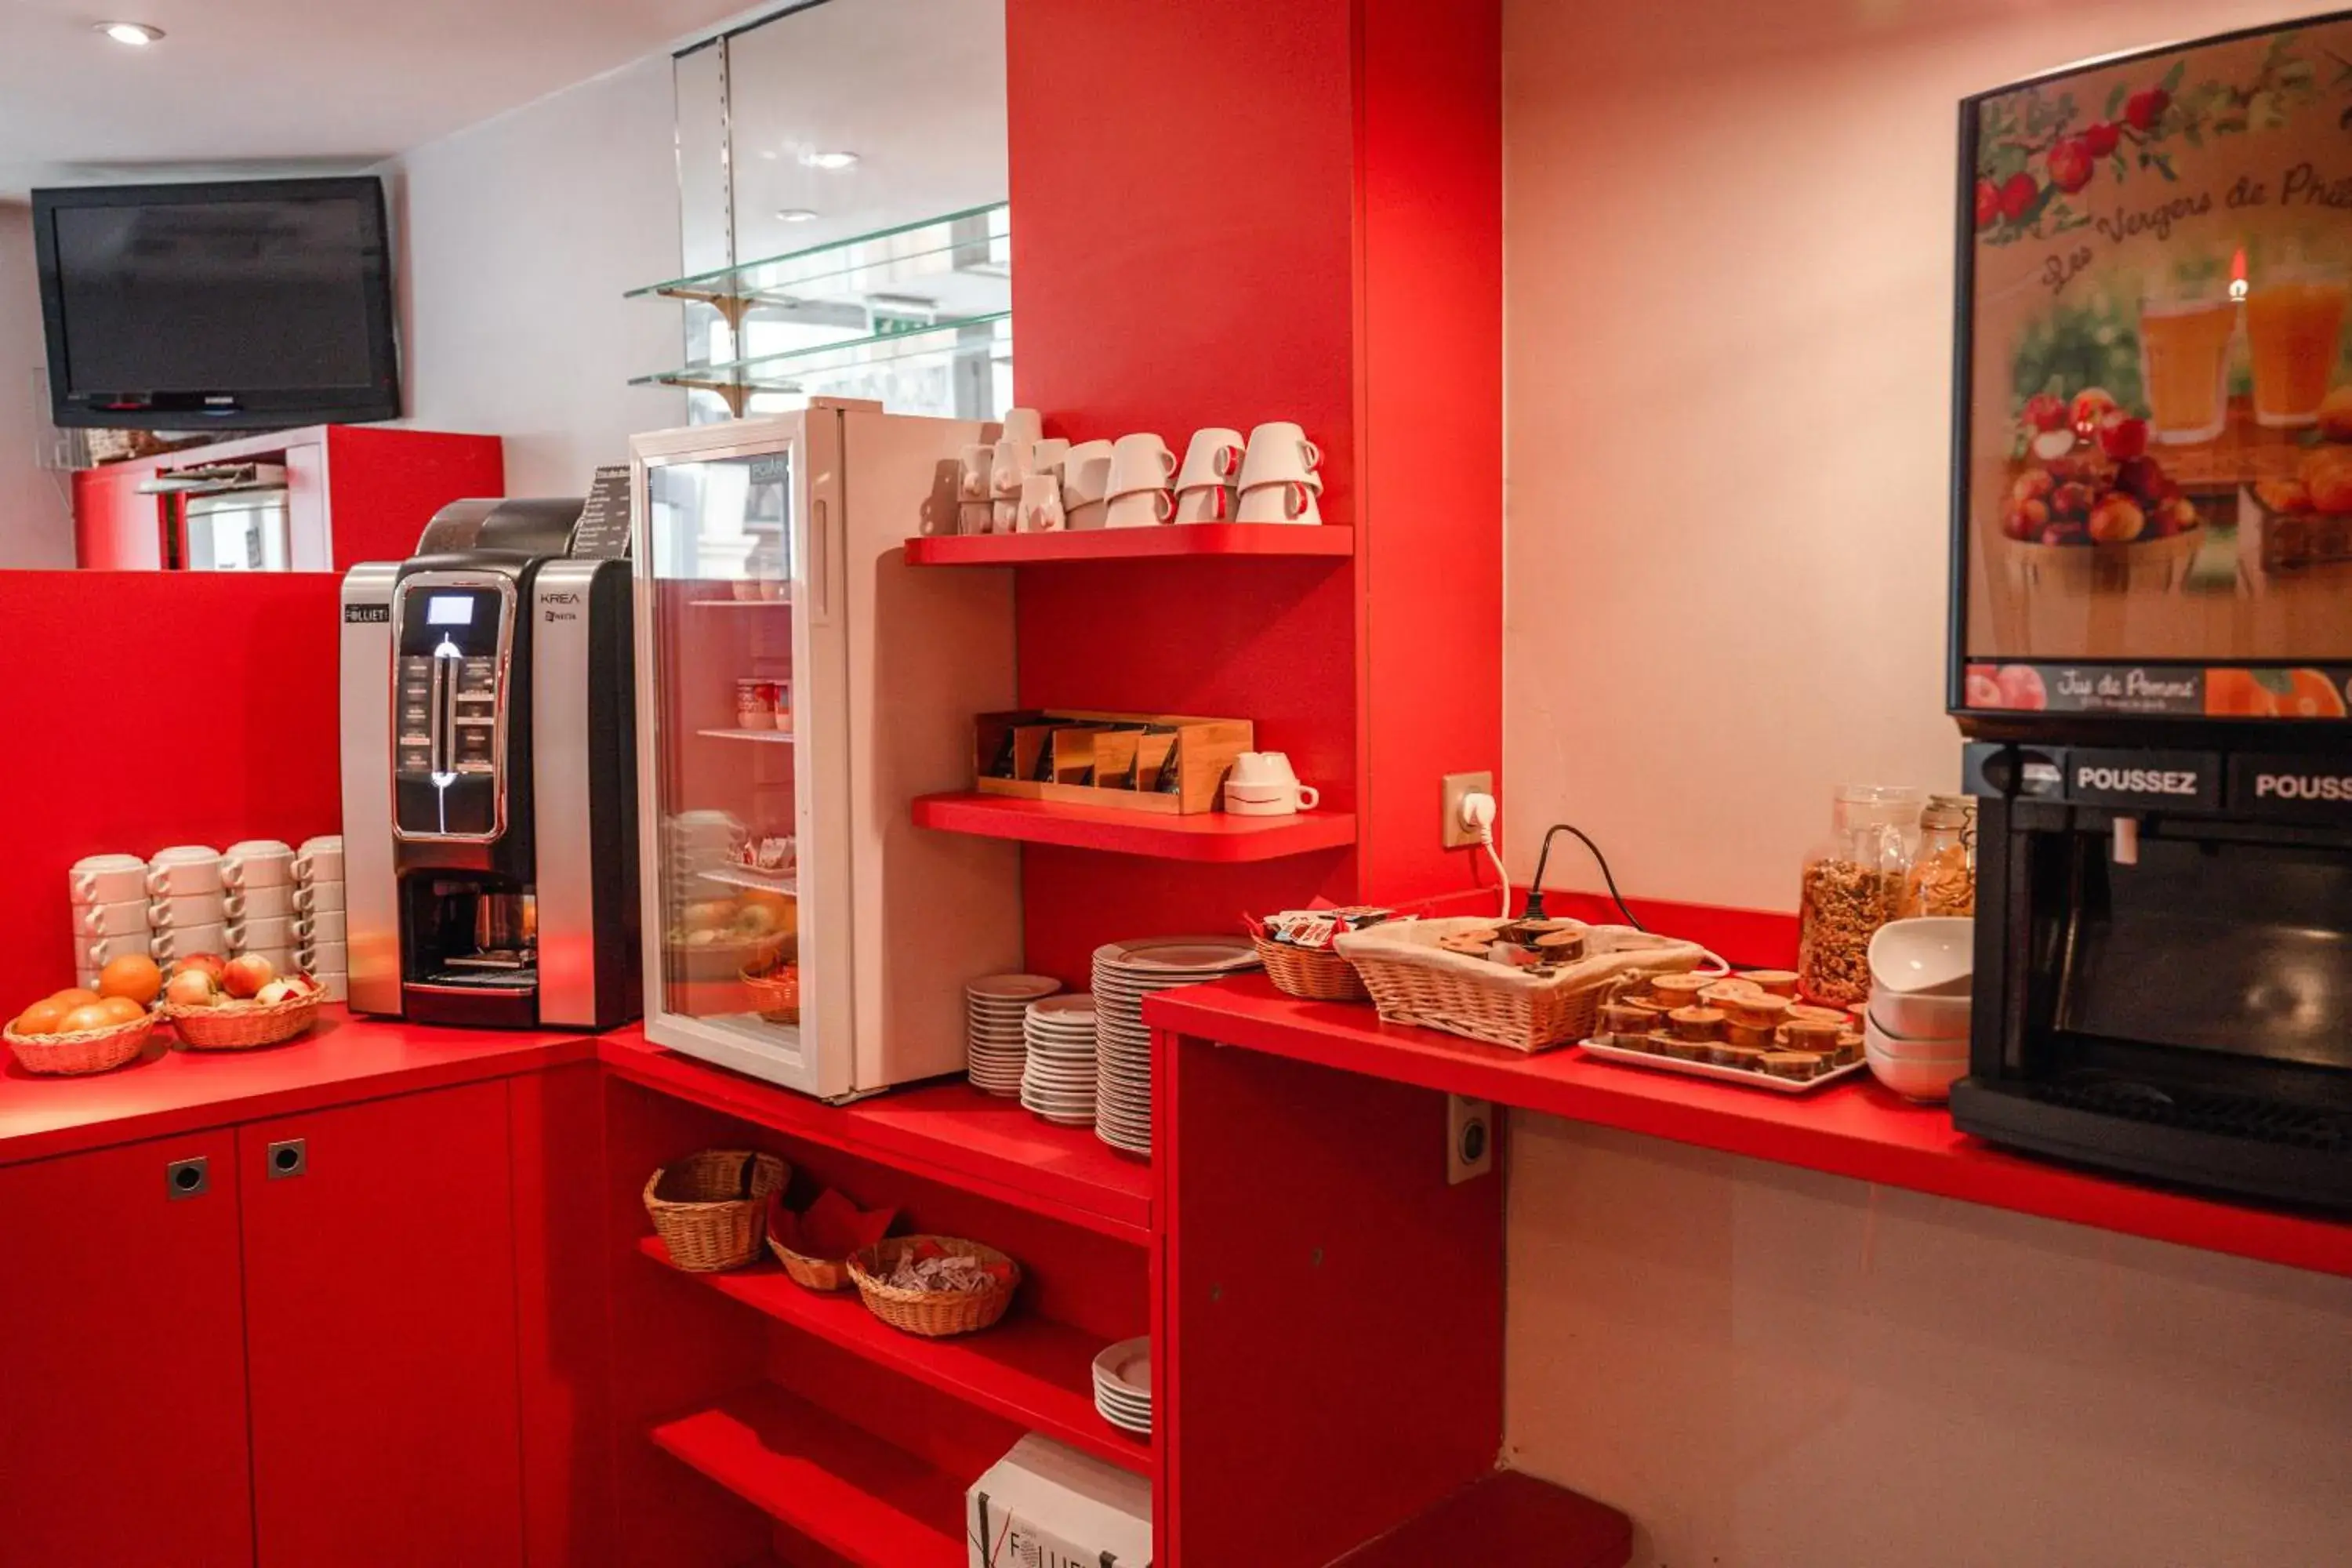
[[1798, 785, 1923, 1006]]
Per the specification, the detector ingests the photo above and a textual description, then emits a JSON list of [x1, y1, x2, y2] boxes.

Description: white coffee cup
[[1178, 428, 1247, 493], [294, 837, 344, 884], [1174, 485, 1235, 524], [1237, 422, 1323, 492], [1030, 437, 1072, 477], [146, 845, 224, 898], [222, 839, 296, 891], [226, 884, 296, 921], [295, 909, 347, 944], [957, 443, 995, 501], [1225, 779, 1320, 815], [70, 853, 148, 906], [1229, 751, 1304, 789], [1105, 490, 1174, 528], [1018, 474, 1066, 534], [1065, 499, 1109, 531], [74, 898, 151, 938], [303, 939, 350, 974], [293, 880, 347, 914], [959, 500, 995, 535], [151, 892, 229, 930], [990, 437, 1033, 500], [1060, 442, 1115, 503], [1106, 434, 1178, 499], [82, 931, 152, 967], [992, 499, 1018, 534], [232, 915, 298, 949], [1000, 408, 1044, 446], [151, 923, 230, 964], [1236, 481, 1323, 525]]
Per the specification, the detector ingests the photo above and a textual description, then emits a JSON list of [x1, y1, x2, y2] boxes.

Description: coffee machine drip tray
[[424, 959, 539, 991]]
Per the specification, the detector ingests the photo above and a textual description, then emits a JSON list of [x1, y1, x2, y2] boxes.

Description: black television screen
[[32, 176, 400, 430]]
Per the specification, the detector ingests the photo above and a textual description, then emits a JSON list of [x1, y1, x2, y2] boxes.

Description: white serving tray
[[1577, 1036, 1867, 1094]]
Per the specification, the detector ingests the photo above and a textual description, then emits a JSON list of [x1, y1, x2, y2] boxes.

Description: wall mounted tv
[[32, 176, 400, 430]]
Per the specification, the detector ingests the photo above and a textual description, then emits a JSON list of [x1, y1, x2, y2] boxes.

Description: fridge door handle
[[808, 495, 830, 626]]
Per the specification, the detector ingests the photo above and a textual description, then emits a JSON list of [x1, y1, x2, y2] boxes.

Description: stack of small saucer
[[1020, 994, 1100, 1125], [1091, 935, 1260, 1156], [1091, 1337, 1151, 1437], [967, 973, 1061, 1096]]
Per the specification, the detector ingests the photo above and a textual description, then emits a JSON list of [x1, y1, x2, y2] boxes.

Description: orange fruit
[[98, 953, 163, 1005], [60, 1003, 117, 1033], [47, 987, 102, 1010], [2204, 670, 2279, 717], [2282, 669, 2348, 719], [13, 997, 73, 1036], [93, 996, 145, 1025]]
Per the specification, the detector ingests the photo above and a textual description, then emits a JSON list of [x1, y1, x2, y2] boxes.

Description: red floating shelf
[[640, 1238, 1151, 1476], [649, 1386, 965, 1568], [912, 792, 1356, 862], [902, 524, 1355, 565]]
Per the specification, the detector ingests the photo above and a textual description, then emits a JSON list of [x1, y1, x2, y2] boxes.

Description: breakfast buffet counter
[[1145, 975, 2352, 1281]]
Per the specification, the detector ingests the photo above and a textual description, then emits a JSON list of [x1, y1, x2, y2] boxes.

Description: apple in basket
[[223, 953, 275, 1000], [165, 968, 221, 1008], [173, 953, 230, 987]]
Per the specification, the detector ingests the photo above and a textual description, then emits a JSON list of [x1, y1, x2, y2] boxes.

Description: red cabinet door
[[71, 466, 165, 568], [239, 1080, 524, 1568], [0, 1131, 254, 1568]]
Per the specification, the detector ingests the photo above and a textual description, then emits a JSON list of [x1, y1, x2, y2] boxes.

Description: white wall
[[383, 56, 685, 495], [0, 202, 73, 566]]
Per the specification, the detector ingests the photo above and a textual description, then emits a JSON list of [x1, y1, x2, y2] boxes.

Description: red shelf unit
[[902, 524, 1354, 566], [649, 1386, 966, 1568], [912, 792, 1356, 862], [638, 1239, 1150, 1476]]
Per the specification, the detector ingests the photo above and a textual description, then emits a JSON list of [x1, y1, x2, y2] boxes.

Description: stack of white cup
[[70, 853, 153, 990], [147, 844, 230, 976], [223, 839, 299, 977], [293, 836, 347, 1001]]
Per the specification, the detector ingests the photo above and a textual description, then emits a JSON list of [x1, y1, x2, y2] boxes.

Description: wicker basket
[[741, 963, 800, 1025], [3, 1012, 155, 1076], [644, 1150, 789, 1272], [1254, 937, 1371, 1003], [848, 1236, 1020, 1337], [768, 1236, 854, 1291], [165, 991, 324, 1051], [1333, 916, 1709, 1053]]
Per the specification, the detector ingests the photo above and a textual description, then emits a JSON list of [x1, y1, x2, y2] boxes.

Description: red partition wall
[[0, 571, 344, 1003]]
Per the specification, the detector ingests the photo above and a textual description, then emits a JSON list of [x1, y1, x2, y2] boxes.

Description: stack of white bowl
[[146, 844, 228, 978], [68, 853, 151, 990], [1864, 917, 1974, 1102], [223, 839, 299, 977], [293, 836, 347, 1000]]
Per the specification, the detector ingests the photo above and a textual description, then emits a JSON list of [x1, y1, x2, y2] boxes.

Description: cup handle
[[220, 862, 243, 891], [1158, 448, 1178, 479], [1301, 439, 1322, 470], [71, 873, 95, 903], [1212, 485, 1229, 521], [292, 855, 313, 883], [1216, 443, 1243, 479], [1284, 481, 1311, 520], [1296, 785, 1319, 811], [144, 869, 168, 898], [1152, 490, 1175, 524]]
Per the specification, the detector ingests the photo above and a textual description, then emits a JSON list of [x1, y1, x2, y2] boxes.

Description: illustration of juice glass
[[2247, 270, 2349, 428], [2139, 291, 2237, 445]]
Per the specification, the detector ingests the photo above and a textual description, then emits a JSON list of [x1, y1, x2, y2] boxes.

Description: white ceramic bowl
[[1869, 917, 1974, 998], [1864, 1016, 1969, 1102], [1867, 986, 1973, 1043]]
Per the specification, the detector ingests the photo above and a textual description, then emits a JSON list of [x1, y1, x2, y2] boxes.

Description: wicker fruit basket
[[848, 1236, 1020, 1338], [1254, 937, 1370, 1003], [741, 963, 800, 1025], [768, 1236, 853, 1291], [1333, 916, 1709, 1053], [165, 991, 324, 1051], [3, 1012, 155, 1076], [644, 1150, 789, 1272]]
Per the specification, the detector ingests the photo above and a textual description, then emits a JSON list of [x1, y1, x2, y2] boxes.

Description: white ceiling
[[0, 0, 760, 197]]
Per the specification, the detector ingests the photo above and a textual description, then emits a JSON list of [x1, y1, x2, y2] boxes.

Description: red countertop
[[0, 1009, 594, 1167], [1144, 975, 2352, 1280]]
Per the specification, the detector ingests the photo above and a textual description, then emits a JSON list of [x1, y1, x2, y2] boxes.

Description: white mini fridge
[[630, 401, 1022, 1098]]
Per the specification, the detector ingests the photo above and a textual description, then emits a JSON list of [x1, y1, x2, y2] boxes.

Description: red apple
[[256, 979, 299, 1006], [2022, 393, 2070, 434], [2096, 412, 2150, 461], [1996, 665, 2049, 711], [2088, 492, 2147, 543], [2083, 121, 2121, 158], [223, 953, 274, 1000], [2124, 87, 2169, 132], [1974, 179, 2000, 229], [2070, 387, 2118, 435], [174, 953, 228, 986], [2047, 138, 2094, 194], [164, 970, 217, 1009], [1998, 172, 2037, 223]]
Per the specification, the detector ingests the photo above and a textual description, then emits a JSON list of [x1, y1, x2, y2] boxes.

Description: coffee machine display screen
[[426, 594, 475, 626], [1954, 14, 2352, 724], [391, 579, 510, 841]]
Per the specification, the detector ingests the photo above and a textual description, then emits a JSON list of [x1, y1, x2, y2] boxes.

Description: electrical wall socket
[[1447, 1094, 1494, 1184], [1440, 771, 1495, 849]]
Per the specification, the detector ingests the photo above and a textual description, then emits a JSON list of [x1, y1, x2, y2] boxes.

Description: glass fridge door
[[633, 423, 831, 1094]]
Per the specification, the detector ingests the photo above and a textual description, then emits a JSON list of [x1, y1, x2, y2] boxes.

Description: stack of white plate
[[1021, 994, 1100, 1125], [967, 974, 1062, 1096], [1091, 1337, 1151, 1436], [1090, 935, 1261, 1156]]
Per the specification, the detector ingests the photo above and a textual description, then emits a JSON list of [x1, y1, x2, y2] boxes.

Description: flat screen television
[[31, 176, 400, 430], [1951, 12, 2352, 731]]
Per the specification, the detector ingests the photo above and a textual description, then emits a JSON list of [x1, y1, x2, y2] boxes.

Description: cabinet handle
[[266, 1138, 307, 1180], [165, 1155, 209, 1200]]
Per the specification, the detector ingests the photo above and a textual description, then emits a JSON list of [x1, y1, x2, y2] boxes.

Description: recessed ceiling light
[[775, 209, 819, 223], [96, 20, 164, 45], [800, 150, 859, 170]]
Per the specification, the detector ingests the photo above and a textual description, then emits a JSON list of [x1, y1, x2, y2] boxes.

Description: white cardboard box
[[967, 1433, 1152, 1567]]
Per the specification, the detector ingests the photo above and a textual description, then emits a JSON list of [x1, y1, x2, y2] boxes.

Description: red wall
[[0, 572, 343, 1005]]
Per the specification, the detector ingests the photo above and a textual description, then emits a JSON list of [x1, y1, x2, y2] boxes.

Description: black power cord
[[1523, 822, 1646, 931]]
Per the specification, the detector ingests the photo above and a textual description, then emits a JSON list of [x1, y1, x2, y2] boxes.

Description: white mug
[[1236, 481, 1323, 525], [221, 839, 296, 891], [1030, 437, 1072, 477], [151, 923, 230, 964], [1018, 474, 1066, 534], [70, 854, 148, 906], [295, 909, 348, 944], [1174, 485, 1235, 524], [226, 884, 296, 920], [74, 898, 151, 938], [1000, 408, 1044, 446], [956, 443, 995, 501], [990, 437, 1033, 500], [1106, 434, 1178, 499], [1229, 750, 1303, 789], [293, 880, 347, 915], [1060, 443, 1115, 503], [1065, 499, 1109, 531], [303, 939, 350, 974], [83, 931, 152, 967], [992, 499, 1018, 534], [1225, 779, 1320, 815], [146, 845, 224, 898], [1105, 490, 1174, 528], [151, 892, 229, 930], [1178, 428, 1247, 492], [231, 915, 298, 950], [294, 837, 344, 884], [1238, 422, 1322, 491], [958, 500, 995, 535]]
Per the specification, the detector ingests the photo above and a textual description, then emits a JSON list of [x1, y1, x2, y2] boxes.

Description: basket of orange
[[3, 956, 165, 1076], [160, 955, 325, 1050]]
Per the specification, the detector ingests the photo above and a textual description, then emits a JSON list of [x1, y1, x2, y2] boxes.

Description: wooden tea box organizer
[[972, 709, 1253, 815]]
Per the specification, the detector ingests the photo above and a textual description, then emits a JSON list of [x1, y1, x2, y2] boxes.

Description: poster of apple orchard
[[1961, 13, 2352, 710]]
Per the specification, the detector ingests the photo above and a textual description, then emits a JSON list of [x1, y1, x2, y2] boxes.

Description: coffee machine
[[339, 498, 639, 1030]]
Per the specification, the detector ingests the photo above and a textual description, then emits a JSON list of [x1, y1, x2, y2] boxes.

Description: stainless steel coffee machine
[[339, 498, 639, 1030]]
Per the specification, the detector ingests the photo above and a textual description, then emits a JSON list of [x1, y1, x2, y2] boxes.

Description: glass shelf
[[630, 202, 1009, 318], [629, 314, 1009, 392]]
